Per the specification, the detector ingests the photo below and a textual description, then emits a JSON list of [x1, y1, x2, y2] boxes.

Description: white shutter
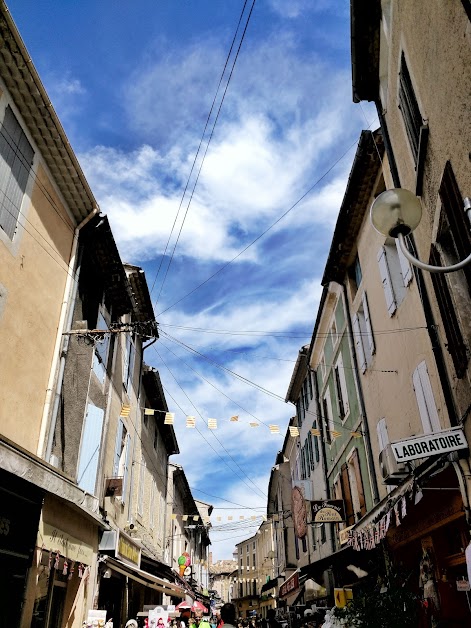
[[396, 239, 413, 286], [376, 417, 389, 451], [362, 292, 375, 355], [138, 456, 146, 516], [325, 389, 334, 434], [77, 403, 104, 494], [122, 435, 131, 503], [352, 313, 367, 373], [413, 361, 441, 433], [377, 246, 397, 315], [113, 419, 124, 476]]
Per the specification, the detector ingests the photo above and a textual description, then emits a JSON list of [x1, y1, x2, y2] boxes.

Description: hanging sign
[[279, 571, 299, 599], [391, 427, 467, 463], [312, 500, 346, 523], [116, 530, 141, 568]]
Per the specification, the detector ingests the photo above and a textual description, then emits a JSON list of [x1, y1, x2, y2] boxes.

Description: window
[[77, 403, 104, 495], [113, 419, 131, 503], [137, 456, 146, 516], [93, 310, 110, 383], [377, 243, 412, 316], [376, 418, 390, 453], [398, 53, 422, 163], [312, 421, 320, 463], [413, 361, 441, 434], [352, 292, 375, 373], [323, 392, 334, 444], [334, 353, 349, 421], [340, 463, 355, 526], [123, 332, 136, 392], [149, 479, 156, 529], [0, 106, 34, 240], [302, 380, 309, 415], [348, 449, 367, 521], [353, 255, 363, 289], [429, 161, 471, 378]]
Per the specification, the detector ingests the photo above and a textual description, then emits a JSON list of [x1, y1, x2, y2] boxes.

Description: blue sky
[[8, 0, 377, 559]]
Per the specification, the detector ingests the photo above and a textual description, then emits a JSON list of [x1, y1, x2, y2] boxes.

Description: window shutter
[[413, 361, 441, 433], [122, 435, 131, 503], [350, 449, 367, 517], [362, 292, 375, 355], [352, 313, 367, 373], [0, 107, 34, 239], [138, 456, 146, 516], [429, 244, 468, 378], [396, 239, 413, 286], [376, 418, 389, 452], [340, 463, 355, 526], [113, 419, 124, 476], [377, 246, 397, 315], [336, 353, 349, 414], [77, 403, 104, 495]]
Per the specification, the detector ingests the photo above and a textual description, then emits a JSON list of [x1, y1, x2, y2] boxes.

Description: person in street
[[266, 610, 281, 628], [199, 617, 211, 628], [216, 611, 224, 628], [220, 603, 237, 628]]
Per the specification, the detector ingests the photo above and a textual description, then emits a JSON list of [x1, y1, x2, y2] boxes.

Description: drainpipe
[[38, 207, 99, 459], [342, 283, 380, 504], [375, 101, 457, 426]]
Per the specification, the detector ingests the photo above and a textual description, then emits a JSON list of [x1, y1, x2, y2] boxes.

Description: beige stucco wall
[[22, 494, 99, 628], [350, 172, 450, 501], [379, 0, 471, 419], [0, 99, 74, 454]]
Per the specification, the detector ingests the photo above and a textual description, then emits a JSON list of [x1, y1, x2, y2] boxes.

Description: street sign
[[391, 427, 467, 463]]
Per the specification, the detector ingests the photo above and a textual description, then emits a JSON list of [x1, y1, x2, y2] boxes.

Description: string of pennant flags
[[170, 513, 267, 523], [121, 404, 363, 440]]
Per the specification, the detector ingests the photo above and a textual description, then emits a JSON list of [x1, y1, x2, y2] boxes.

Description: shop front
[[98, 530, 187, 624], [0, 468, 43, 628], [28, 493, 99, 628]]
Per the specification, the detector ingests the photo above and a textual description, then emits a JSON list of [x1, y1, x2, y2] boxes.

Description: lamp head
[[370, 188, 422, 238]]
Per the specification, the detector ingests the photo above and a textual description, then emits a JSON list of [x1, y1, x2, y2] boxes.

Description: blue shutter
[[77, 403, 104, 494]]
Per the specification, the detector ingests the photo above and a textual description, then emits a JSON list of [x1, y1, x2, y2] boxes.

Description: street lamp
[[370, 188, 471, 273]]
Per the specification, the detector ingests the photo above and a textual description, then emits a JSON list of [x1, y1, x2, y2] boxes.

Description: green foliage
[[332, 574, 418, 628]]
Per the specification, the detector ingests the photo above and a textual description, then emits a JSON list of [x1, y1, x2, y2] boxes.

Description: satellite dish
[[184, 567, 191, 576]]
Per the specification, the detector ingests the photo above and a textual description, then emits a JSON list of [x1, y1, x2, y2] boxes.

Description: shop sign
[[338, 525, 354, 545], [279, 571, 299, 599], [391, 428, 467, 463], [456, 580, 470, 592], [116, 530, 141, 568], [334, 588, 353, 608], [312, 500, 346, 523], [39, 522, 93, 564]]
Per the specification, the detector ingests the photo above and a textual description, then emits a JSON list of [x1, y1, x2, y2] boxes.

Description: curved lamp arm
[[397, 232, 471, 274]]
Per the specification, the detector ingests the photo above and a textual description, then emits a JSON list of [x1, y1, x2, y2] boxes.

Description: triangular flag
[[330, 430, 342, 438], [144, 408, 154, 416], [208, 418, 217, 429], [310, 428, 321, 436], [120, 404, 131, 417], [186, 416, 196, 428], [230, 415, 239, 422], [249, 422, 259, 428], [269, 425, 280, 434], [289, 426, 299, 437], [164, 412, 175, 425], [351, 431, 362, 438]]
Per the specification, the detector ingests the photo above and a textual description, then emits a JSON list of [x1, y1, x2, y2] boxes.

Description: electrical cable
[[151, 0, 254, 301], [156, 132, 367, 317], [154, 346, 268, 500]]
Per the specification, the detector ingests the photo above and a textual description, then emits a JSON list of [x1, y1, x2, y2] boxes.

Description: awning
[[104, 556, 186, 598], [300, 547, 353, 578], [261, 576, 282, 593]]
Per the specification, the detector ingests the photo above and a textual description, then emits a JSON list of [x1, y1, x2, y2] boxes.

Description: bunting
[[289, 426, 300, 437], [186, 416, 196, 428], [208, 418, 217, 429], [164, 412, 175, 425]]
